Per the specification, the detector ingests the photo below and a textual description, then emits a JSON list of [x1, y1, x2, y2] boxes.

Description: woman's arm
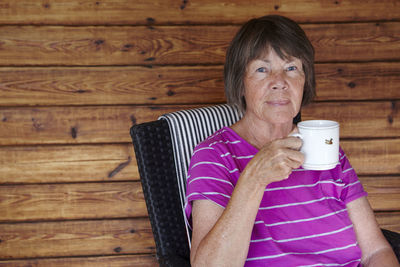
[[190, 136, 304, 266], [346, 196, 399, 267], [190, 176, 265, 267]]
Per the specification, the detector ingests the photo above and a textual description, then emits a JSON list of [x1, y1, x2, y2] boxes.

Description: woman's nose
[[270, 71, 288, 90]]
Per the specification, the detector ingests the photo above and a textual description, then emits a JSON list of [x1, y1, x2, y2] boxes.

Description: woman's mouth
[[266, 100, 290, 106]]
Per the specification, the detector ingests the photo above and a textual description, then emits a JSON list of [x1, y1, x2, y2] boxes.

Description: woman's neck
[[231, 114, 294, 149]]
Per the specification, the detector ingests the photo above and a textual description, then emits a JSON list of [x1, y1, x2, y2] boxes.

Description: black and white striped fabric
[[159, 104, 243, 246]]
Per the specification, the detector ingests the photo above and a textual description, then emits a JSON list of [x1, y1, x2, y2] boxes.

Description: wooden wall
[[0, 1, 399, 266]]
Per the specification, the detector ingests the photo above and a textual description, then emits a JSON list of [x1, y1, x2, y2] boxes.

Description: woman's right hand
[[242, 135, 304, 187]]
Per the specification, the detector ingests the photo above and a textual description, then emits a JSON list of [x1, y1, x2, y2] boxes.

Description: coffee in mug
[[291, 120, 339, 170]]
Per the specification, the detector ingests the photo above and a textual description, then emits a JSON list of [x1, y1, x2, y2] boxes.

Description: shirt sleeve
[[184, 142, 235, 228], [338, 147, 368, 204]]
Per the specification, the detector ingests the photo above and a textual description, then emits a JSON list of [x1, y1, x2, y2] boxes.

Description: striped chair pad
[[159, 104, 243, 246]]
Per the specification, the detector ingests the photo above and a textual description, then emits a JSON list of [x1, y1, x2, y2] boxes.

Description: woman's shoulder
[[190, 127, 243, 162], [194, 126, 243, 151]]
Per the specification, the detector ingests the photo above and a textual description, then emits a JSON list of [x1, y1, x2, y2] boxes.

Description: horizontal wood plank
[[342, 139, 400, 175], [0, 254, 158, 267], [306, 22, 400, 63], [376, 212, 400, 233], [361, 176, 400, 211], [0, 102, 398, 145], [0, 0, 398, 25], [0, 66, 225, 106], [0, 214, 397, 260], [0, 105, 189, 145], [0, 218, 155, 259], [301, 101, 400, 139], [0, 182, 147, 222], [0, 177, 398, 222], [314, 62, 400, 101], [0, 62, 399, 106], [0, 144, 138, 184], [0, 23, 399, 66], [0, 141, 399, 185]]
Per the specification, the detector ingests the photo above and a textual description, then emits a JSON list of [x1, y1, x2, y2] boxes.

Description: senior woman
[[184, 15, 399, 267]]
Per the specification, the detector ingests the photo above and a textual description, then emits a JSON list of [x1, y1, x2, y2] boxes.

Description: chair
[[130, 104, 243, 266], [130, 104, 400, 266]]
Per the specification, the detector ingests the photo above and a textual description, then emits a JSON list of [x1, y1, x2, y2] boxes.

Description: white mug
[[291, 120, 339, 170]]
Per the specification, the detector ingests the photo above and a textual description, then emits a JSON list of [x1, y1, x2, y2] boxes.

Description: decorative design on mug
[[325, 138, 333, 145]]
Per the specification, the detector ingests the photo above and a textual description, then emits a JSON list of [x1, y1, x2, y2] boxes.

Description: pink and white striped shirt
[[185, 126, 367, 266]]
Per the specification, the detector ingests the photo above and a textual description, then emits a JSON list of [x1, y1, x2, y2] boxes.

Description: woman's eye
[[286, 66, 297, 71], [256, 67, 267, 73]]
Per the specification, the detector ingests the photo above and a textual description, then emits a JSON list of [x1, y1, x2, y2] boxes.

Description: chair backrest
[[131, 119, 191, 265], [159, 104, 243, 246]]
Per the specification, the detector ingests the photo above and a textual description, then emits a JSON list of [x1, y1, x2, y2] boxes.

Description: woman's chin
[[263, 111, 296, 125]]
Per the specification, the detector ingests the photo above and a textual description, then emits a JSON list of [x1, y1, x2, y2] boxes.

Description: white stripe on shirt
[[205, 128, 229, 140], [208, 139, 241, 147], [255, 208, 348, 227], [342, 167, 354, 174], [246, 242, 358, 261], [186, 191, 231, 200], [192, 146, 214, 155], [259, 196, 341, 210], [220, 152, 254, 159], [265, 180, 344, 192], [343, 180, 360, 189], [297, 259, 361, 267], [188, 176, 234, 187], [251, 224, 353, 243], [191, 161, 239, 173]]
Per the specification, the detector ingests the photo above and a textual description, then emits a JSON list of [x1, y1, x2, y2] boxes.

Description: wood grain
[[0, 23, 399, 66], [0, 144, 138, 184], [306, 22, 400, 62], [314, 62, 400, 101], [302, 101, 400, 139], [376, 212, 400, 233], [0, 182, 147, 222], [0, 177, 398, 222], [0, 140, 399, 185], [0, 66, 225, 106], [0, 218, 155, 259], [0, 63, 399, 106], [0, 25, 232, 66], [361, 176, 400, 211], [0, 215, 396, 260], [0, 105, 190, 145], [0, 101, 398, 145], [0, 0, 398, 25], [342, 139, 400, 175], [0, 0, 398, 264], [0, 255, 158, 267]]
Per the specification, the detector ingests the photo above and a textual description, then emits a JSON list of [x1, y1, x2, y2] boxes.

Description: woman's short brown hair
[[224, 15, 316, 113]]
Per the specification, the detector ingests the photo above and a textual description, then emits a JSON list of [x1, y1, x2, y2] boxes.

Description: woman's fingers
[[283, 147, 305, 166], [254, 136, 305, 183], [279, 135, 303, 151]]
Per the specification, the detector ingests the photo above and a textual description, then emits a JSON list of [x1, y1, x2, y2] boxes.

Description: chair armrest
[[382, 228, 400, 261]]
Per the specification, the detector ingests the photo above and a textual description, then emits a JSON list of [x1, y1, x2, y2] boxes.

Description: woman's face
[[243, 48, 305, 125]]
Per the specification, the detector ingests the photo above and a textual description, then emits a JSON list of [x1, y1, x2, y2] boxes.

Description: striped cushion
[[159, 104, 243, 246]]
